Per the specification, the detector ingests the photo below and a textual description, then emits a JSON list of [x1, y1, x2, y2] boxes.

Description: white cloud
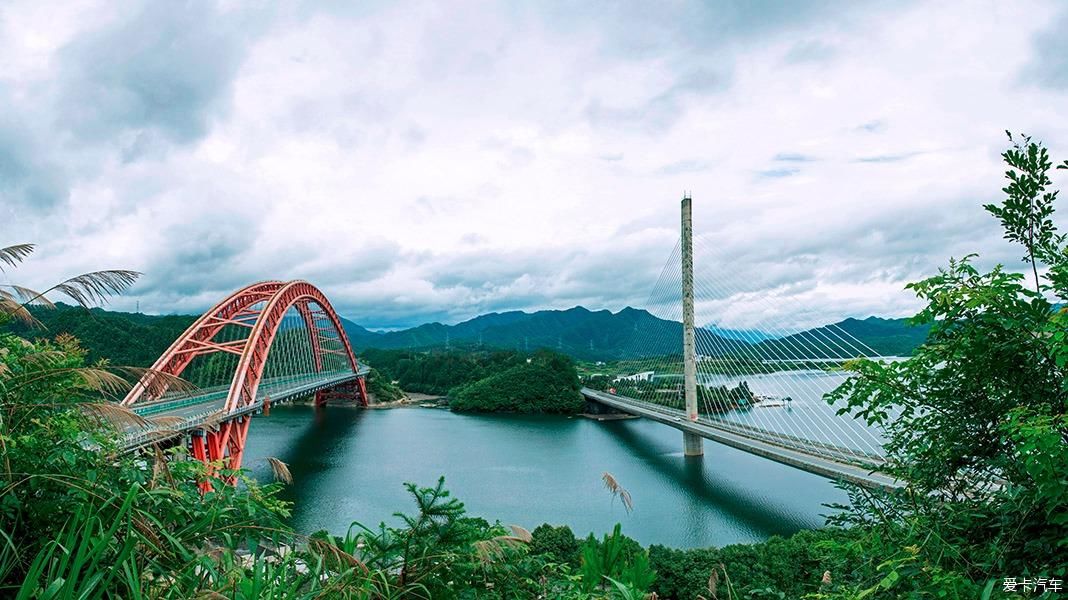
[[1, 0, 1066, 330]]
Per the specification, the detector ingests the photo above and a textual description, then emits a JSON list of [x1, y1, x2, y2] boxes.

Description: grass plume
[[265, 457, 293, 484], [602, 471, 634, 513]]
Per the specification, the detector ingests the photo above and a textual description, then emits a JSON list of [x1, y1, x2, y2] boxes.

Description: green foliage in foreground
[[821, 133, 1068, 595], [449, 349, 585, 413]]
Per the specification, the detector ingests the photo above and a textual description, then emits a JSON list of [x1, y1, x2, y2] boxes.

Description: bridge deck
[[121, 368, 367, 451], [581, 388, 901, 491]]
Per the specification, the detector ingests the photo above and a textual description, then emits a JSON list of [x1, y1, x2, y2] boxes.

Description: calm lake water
[[242, 399, 852, 549], [699, 369, 887, 454]]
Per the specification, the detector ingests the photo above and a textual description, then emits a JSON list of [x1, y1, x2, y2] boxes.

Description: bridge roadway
[[122, 367, 369, 451], [581, 388, 902, 491]]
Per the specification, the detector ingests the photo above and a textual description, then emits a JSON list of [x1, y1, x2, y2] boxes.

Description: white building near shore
[[613, 371, 654, 383]]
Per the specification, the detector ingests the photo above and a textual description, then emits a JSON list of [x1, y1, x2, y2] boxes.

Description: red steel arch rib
[[224, 280, 361, 413], [124, 280, 367, 488], [122, 280, 286, 406]]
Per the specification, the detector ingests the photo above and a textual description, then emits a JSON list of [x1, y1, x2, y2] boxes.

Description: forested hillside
[[7, 304, 931, 369], [449, 350, 585, 413], [757, 316, 932, 358], [9, 304, 194, 367], [359, 348, 525, 395], [347, 306, 755, 360]]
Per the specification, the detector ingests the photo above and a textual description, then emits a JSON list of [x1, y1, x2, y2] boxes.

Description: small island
[[359, 348, 585, 413]]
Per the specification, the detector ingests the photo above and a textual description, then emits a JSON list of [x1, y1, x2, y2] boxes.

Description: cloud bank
[[1, 0, 1067, 330]]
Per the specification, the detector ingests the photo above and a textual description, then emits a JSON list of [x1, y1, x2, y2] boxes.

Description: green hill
[[448, 350, 585, 413], [9, 304, 195, 367], [756, 316, 931, 359]]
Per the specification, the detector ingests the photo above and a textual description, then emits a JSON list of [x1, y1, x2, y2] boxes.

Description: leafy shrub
[[530, 524, 581, 565]]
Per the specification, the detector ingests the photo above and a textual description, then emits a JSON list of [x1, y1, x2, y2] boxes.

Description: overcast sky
[[3, 1, 1067, 330]]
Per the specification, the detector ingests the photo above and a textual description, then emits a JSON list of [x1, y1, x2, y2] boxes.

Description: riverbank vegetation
[[364, 367, 406, 403], [1, 135, 1066, 597]]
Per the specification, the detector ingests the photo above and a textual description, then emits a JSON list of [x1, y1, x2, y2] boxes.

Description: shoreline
[[365, 391, 448, 409]]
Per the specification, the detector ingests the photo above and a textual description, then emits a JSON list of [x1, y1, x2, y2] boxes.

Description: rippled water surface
[[242, 404, 849, 548]]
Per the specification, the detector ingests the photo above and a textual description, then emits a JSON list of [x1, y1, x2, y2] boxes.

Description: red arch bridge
[[119, 280, 368, 487]]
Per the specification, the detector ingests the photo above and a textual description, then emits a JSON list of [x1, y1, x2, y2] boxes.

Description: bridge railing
[[122, 408, 224, 450], [122, 369, 370, 450], [132, 370, 358, 416], [583, 388, 885, 468]]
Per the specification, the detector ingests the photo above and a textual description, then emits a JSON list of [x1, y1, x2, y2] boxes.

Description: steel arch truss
[[123, 280, 367, 487]]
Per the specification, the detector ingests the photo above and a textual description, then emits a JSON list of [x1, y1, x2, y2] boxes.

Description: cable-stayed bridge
[[117, 196, 900, 491], [581, 196, 901, 489], [581, 389, 898, 490]]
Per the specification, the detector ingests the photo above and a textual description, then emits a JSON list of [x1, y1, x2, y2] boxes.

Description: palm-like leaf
[[0, 244, 33, 270], [81, 401, 150, 430], [2, 366, 197, 408], [0, 365, 129, 400], [308, 536, 369, 574], [32, 270, 142, 308], [114, 367, 199, 401], [0, 297, 42, 328], [508, 524, 532, 543], [0, 284, 53, 307], [473, 531, 530, 564], [0, 264, 139, 327]]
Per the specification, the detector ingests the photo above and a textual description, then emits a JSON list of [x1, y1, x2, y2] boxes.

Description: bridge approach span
[[582, 388, 902, 491]]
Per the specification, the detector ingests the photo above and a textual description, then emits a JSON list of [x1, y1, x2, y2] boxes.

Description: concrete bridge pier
[[681, 194, 703, 456], [683, 431, 704, 456]]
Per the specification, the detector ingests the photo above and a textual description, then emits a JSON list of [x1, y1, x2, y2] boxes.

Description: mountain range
[[11, 303, 930, 365], [340, 307, 930, 361]]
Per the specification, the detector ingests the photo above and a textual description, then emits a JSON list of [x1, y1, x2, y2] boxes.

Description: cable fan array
[[599, 234, 899, 466]]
